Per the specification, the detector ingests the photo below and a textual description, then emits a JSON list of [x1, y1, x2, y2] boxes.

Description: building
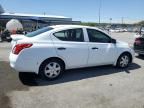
[[0, 5, 80, 31]]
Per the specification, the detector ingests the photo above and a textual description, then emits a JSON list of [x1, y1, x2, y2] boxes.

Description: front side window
[[87, 29, 111, 43], [53, 28, 84, 42]]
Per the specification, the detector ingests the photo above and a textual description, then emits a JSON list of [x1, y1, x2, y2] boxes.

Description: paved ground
[[0, 42, 12, 61], [1, 32, 144, 108], [111, 32, 135, 46]]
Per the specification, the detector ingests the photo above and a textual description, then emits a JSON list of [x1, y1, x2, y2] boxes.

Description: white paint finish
[[53, 41, 89, 68], [9, 25, 134, 74], [87, 43, 117, 66]]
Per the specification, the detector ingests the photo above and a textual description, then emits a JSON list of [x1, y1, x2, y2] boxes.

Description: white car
[[9, 25, 135, 80]]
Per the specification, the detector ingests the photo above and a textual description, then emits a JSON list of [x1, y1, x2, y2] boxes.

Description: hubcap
[[44, 62, 61, 78], [120, 55, 129, 67]]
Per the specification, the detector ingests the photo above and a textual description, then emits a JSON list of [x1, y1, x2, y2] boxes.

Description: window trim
[[86, 28, 112, 43]]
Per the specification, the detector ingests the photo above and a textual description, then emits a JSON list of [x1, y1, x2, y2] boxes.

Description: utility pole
[[110, 18, 112, 25], [109, 18, 112, 30], [122, 17, 124, 24], [98, 0, 102, 25]]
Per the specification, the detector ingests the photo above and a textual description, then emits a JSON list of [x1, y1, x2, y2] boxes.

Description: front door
[[86, 28, 117, 66]]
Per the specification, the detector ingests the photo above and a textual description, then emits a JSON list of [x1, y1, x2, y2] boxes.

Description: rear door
[[52, 28, 89, 68]]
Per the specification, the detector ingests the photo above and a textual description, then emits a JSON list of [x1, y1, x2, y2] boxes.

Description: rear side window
[[26, 27, 53, 37], [53, 28, 84, 42]]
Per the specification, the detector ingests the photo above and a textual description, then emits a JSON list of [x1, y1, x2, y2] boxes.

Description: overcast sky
[[0, 0, 144, 23]]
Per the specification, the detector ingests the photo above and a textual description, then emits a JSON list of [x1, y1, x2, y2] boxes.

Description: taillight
[[135, 38, 142, 45], [12, 43, 33, 55]]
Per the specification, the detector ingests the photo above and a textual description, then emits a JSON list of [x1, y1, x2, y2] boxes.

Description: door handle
[[57, 47, 66, 50], [92, 47, 98, 50]]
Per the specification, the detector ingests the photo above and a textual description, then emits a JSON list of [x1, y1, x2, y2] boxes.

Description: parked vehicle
[[9, 25, 134, 80], [0, 30, 12, 42], [134, 26, 144, 56], [109, 28, 127, 33]]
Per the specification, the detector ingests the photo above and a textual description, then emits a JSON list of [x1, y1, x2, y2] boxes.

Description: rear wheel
[[117, 53, 130, 68], [39, 59, 64, 80]]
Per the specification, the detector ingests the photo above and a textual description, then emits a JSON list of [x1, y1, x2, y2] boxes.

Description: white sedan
[[9, 25, 135, 80]]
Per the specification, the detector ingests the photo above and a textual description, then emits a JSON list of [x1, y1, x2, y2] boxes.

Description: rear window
[[26, 27, 53, 37]]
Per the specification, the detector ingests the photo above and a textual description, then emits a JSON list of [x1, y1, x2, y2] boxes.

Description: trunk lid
[[11, 34, 27, 48]]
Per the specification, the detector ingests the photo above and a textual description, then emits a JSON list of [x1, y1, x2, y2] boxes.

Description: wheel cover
[[119, 55, 129, 67], [44, 62, 61, 78]]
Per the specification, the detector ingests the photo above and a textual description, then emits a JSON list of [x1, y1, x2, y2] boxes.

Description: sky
[[0, 0, 144, 23]]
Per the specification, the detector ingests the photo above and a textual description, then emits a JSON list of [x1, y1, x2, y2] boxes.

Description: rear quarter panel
[[14, 41, 59, 74]]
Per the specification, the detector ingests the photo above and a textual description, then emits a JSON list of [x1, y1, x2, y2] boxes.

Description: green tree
[[80, 22, 96, 27], [137, 21, 144, 26]]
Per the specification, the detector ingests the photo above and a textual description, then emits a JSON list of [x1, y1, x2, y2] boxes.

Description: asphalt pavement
[[1, 32, 144, 108]]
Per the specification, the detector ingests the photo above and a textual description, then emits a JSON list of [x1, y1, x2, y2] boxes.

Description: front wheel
[[39, 59, 64, 80], [117, 54, 130, 68]]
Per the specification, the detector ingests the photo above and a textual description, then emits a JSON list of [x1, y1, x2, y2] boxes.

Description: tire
[[116, 53, 130, 68], [7, 38, 12, 42], [0, 36, 2, 42], [138, 54, 144, 57], [39, 59, 65, 80], [0, 36, 4, 42]]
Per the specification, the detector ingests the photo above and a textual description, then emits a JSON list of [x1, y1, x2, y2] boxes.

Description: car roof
[[49, 25, 109, 35], [50, 25, 100, 30]]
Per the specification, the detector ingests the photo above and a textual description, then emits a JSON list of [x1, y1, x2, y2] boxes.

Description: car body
[[134, 26, 144, 56], [9, 25, 134, 80], [11, 34, 26, 47]]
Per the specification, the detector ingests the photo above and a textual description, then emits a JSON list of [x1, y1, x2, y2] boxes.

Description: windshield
[[26, 27, 53, 37]]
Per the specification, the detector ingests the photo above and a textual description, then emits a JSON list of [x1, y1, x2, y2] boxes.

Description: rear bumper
[[134, 44, 144, 55], [9, 52, 38, 74], [9, 52, 17, 69], [134, 49, 144, 55]]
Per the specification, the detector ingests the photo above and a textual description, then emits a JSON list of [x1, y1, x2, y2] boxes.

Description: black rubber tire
[[7, 38, 12, 42], [39, 59, 65, 80], [0, 37, 2, 42], [116, 53, 130, 68], [138, 54, 144, 57]]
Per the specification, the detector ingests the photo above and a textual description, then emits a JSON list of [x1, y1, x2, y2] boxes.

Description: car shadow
[[0, 61, 30, 108], [19, 63, 141, 86]]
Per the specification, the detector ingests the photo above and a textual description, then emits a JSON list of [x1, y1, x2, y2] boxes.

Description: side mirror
[[111, 38, 116, 44]]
